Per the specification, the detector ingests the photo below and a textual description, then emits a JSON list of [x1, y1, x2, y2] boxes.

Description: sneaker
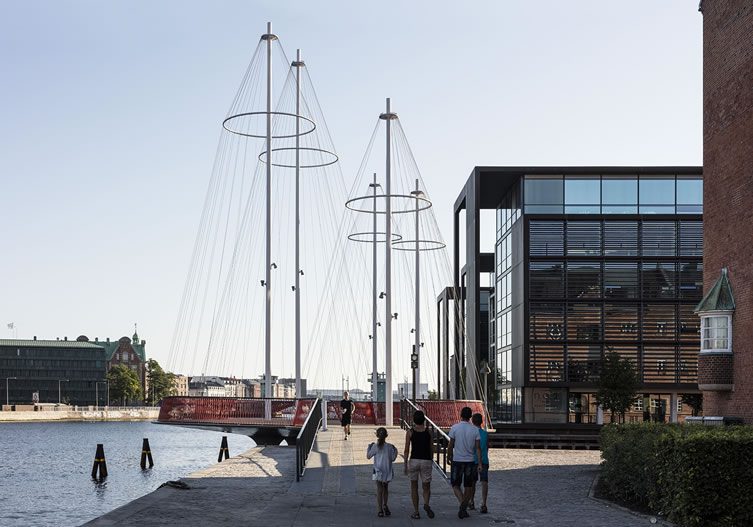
[[480, 505, 488, 514], [468, 501, 475, 510], [344, 436, 348, 441], [458, 507, 469, 519]]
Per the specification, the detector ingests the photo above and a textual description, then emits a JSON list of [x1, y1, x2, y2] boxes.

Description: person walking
[[403, 410, 435, 519], [448, 406, 481, 519], [340, 391, 355, 440], [367, 427, 398, 517], [468, 412, 490, 514]]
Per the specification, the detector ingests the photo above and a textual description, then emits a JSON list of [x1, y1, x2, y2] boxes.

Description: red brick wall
[[698, 353, 734, 387], [702, 2, 753, 420]]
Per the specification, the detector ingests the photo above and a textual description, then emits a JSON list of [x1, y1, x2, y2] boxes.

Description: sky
[[0, 1, 702, 381]]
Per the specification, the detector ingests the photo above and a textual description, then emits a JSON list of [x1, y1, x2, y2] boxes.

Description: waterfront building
[[697, 1, 753, 422], [97, 330, 147, 396], [445, 166, 703, 424], [188, 376, 226, 397], [0, 336, 107, 405], [172, 374, 189, 396]]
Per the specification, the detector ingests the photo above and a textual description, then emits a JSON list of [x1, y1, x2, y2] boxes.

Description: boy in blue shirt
[[469, 412, 490, 514]]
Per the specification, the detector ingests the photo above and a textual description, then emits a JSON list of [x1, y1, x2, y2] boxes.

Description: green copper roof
[[695, 267, 736, 313], [0, 339, 104, 349]]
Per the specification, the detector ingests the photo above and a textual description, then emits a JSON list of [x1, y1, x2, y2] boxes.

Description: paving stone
[[84, 426, 655, 526]]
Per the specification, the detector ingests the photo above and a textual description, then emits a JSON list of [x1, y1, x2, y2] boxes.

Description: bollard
[[140, 438, 154, 469], [217, 436, 229, 462], [91, 443, 108, 479]]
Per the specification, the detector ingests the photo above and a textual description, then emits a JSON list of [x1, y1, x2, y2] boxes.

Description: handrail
[[296, 397, 322, 481], [400, 398, 451, 480]]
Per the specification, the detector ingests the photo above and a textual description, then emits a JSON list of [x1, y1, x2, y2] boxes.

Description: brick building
[[98, 330, 147, 398], [698, 1, 753, 421]]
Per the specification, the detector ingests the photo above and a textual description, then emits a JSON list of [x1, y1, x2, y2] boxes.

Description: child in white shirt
[[367, 427, 398, 517]]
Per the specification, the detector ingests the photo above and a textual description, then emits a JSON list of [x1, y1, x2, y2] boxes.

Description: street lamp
[[57, 379, 69, 404], [480, 360, 492, 404], [95, 380, 109, 411], [5, 377, 17, 407]]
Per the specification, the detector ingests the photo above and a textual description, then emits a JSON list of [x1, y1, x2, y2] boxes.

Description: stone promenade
[[84, 426, 654, 526]]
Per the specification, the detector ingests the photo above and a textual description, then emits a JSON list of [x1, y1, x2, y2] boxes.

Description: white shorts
[[408, 459, 433, 482]]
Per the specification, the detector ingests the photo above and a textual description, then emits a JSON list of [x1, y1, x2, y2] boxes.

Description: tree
[[596, 350, 640, 423], [144, 359, 176, 405], [107, 364, 142, 406], [427, 389, 439, 400], [680, 393, 703, 416]]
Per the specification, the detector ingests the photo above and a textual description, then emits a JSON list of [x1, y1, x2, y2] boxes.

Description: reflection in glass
[[676, 178, 702, 205], [565, 179, 600, 205], [639, 178, 675, 205], [602, 178, 637, 205], [602, 205, 637, 214], [525, 177, 563, 205]]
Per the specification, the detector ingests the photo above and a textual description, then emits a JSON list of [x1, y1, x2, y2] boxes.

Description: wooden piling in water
[[218, 436, 229, 462], [91, 443, 108, 479], [140, 438, 154, 469]]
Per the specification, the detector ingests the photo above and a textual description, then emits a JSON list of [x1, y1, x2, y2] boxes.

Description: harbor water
[[0, 421, 255, 527]]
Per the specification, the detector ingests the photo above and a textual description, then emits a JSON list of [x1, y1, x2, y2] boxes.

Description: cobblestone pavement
[[84, 426, 653, 527]]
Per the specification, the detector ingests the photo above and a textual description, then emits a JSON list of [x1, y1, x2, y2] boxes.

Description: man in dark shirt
[[340, 391, 355, 440]]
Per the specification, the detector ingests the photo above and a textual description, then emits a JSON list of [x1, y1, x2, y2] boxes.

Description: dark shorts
[[476, 463, 489, 482], [450, 461, 475, 488], [341, 414, 351, 426]]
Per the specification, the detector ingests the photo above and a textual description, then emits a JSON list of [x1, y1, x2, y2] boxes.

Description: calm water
[[0, 421, 256, 527]]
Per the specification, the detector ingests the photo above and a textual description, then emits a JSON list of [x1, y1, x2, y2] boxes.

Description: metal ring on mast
[[258, 146, 339, 168], [345, 193, 432, 215], [222, 111, 317, 139], [391, 239, 446, 251], [347, 232, 403, 243]]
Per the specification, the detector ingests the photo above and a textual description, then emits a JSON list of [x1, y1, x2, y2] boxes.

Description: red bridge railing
[[158, 396, 316, 427]]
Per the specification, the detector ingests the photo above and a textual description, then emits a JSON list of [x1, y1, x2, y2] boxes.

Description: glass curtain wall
[[494, 181, 522, 422]]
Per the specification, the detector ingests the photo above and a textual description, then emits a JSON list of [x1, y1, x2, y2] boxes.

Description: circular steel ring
[[391, 239, 447, 251], [345, 193, 432, 215], [222, 111, 316, 139], [347, 232, 404, 243], [258, 147, 339, 168]]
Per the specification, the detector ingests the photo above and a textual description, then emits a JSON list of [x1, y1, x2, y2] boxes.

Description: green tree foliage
[[427, 389, 439, 400], [680, 393, 703, 416], [107, 364, 142, 405], [595, 350, 639, 423], [144, 359, 176, 405]]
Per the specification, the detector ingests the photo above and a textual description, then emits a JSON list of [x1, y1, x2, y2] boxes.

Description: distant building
[[244, 379, 261, 398], [0, 336, 107, 406], [397, 382, 429, 400], [97, 330, 147, 398], [172, 374, 189, 396], [188, 376, 226, 397]]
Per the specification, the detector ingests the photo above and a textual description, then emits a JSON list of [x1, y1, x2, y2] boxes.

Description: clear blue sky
[[0, 1, 702, 374]]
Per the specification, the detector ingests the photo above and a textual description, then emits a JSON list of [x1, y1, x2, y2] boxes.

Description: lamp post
[[58, 379, 69, 404], [5, 377, 17, 407], [480, 361, 492, 404], [95, 380, 109, 411]]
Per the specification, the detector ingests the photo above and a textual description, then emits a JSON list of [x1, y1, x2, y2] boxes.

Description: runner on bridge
[[340, 391, 355, 440]]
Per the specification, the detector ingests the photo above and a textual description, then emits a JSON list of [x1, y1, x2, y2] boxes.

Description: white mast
[[293, 49, 303, 399], [264, 22, 274, 404], [370, 173, 379, 402], [382, 98, 394, 425], [412, 178, 422, 400]]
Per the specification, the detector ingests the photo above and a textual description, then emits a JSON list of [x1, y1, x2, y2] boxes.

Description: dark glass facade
[[0, 340, 108, 406], [449, 167, 703, 425], [499, 173, 702, 423]]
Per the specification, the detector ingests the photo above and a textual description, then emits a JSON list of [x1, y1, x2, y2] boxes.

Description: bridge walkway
[[85, 425, 654, 526]]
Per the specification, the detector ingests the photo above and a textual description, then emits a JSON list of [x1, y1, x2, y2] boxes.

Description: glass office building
[[0, 338, 108, 406], [450, 167, 702, 424]]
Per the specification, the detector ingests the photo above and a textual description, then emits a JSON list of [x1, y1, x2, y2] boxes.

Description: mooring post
[[141, 438, 154, 469], [91, 443, 108, 479], [218, 436, 229, 462]]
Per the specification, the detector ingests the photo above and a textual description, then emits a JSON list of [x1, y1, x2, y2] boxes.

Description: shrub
[[599, 424, 753, 527]]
